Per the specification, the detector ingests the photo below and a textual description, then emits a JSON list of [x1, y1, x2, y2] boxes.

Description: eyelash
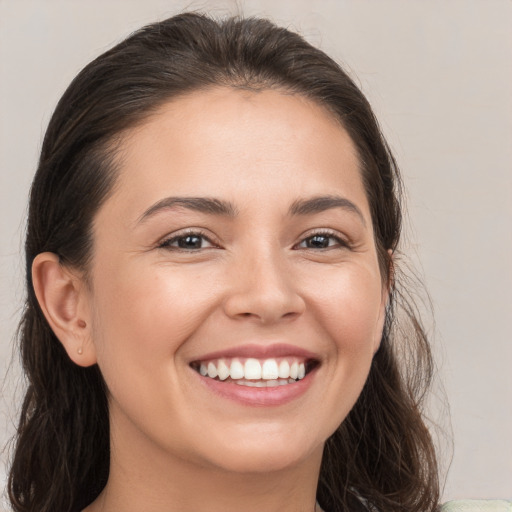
[[294, 230, 350, 250], [158, 229, 350, 252], [158, 229, 217, 251]]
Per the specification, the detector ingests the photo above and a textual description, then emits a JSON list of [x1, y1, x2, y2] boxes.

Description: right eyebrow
[[289, 195, 366, 226], [137, 196, 238, 224]]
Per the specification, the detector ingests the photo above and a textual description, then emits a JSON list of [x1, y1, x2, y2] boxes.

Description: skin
[[33, 87, 388, 512]]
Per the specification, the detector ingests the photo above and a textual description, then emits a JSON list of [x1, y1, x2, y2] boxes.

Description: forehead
[[104, 87, 369, 220]]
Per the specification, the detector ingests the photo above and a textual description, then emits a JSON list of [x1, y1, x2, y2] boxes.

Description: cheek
[[301, 264, 383, 417], [86, 261, 225, 446], [306, 264, 384, 348], [88, 261, 217, 386]]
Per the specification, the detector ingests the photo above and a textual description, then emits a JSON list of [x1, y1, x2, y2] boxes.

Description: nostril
[[222, 278, 306, 324]]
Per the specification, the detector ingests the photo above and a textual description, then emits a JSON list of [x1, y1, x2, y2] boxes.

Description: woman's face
[[84, 87, 388, 473]]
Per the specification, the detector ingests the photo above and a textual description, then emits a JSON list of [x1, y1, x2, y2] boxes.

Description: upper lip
[[190, 343, 319, 363]]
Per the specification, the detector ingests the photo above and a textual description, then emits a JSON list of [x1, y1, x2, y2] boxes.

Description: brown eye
[[296, 232, 348, 250], [159, 231, 215, 250], [305, 235, 331, 249], [176, 235, 204, 249]]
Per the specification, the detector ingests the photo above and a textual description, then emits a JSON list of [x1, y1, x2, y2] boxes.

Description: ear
[[373, 249, 394, 354], [32, 252, 97, 367]]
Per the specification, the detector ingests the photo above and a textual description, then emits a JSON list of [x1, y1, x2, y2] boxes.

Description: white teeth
[[262, 359, 279, 380], [238, 380, 264, 387], [230, 359, 244, 379], [290, 361, 299, 380], [196, 357, 311, 383], [217, 359, 230, 381], [207, 362, 218, 379], [244, 358, 262, 380], [278, 360, 290, 379], [234, 378, 296, 387]]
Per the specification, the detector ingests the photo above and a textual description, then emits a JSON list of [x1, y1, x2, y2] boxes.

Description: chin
[[199, 426, 325, 474], [216, 448, 312, 474]]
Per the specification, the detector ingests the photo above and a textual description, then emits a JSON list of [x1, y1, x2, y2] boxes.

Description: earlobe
[[32, 252, 97, 367]]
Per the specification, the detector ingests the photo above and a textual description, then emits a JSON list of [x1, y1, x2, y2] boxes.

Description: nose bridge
[[223, 242, 305, 323]]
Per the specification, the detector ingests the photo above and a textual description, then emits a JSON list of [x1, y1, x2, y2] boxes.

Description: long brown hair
[[8, 13, 439, 512]]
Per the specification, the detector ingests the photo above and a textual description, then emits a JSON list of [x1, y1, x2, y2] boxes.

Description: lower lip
[[196, 370, 317, 407]]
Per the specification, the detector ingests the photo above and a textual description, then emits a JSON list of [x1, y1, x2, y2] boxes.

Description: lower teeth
[[233, 378, 296, 387]]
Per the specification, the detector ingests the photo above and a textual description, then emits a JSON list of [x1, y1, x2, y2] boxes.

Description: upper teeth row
[[198, 358, 306, 381]]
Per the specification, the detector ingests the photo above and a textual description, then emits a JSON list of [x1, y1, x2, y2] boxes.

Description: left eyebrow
[[137, 196, 238, 224], [289, 195, 366, 226]]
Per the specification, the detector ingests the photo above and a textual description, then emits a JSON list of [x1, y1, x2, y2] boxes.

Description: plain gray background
[[1, 0, 511, 505]]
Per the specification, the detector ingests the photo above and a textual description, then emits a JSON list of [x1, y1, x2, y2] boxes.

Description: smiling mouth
[[190, 357, 319, 387]]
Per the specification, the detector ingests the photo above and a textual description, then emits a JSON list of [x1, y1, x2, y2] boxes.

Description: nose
[[222, 249, 306, 324]]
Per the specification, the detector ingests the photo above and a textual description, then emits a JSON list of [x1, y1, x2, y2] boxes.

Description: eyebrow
[[289, 195, 366, 226], [138, 197, 238, 223], [137, 194, 365, 225]]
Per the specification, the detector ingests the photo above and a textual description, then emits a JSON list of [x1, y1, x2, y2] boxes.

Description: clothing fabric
[[441, 501, 512, 512]]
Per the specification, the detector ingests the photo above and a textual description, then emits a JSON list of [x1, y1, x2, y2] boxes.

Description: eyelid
[[293, 228, 352, 250], [157, 228, 219, 250]]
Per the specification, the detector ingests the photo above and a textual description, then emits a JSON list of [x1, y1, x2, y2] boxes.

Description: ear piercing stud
[[77, 320, 86, 355]]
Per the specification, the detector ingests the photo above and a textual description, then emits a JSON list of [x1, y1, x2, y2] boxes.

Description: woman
[[8, 12, 439, 512]]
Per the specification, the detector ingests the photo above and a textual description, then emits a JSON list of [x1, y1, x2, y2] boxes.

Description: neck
[[84, 413, 324, 512]]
